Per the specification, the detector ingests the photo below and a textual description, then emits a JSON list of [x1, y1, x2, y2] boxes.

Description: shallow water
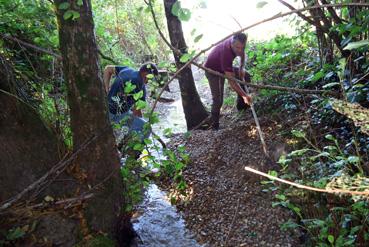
[[131, 79, 203, 247], [132, 184, 201, 247]]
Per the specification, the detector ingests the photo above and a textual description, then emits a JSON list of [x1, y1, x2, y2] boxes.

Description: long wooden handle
[[243, 80, 268, 156]]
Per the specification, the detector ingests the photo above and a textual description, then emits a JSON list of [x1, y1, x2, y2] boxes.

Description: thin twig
[[244, 166, 369, 196], [0, 129, 108, 211]]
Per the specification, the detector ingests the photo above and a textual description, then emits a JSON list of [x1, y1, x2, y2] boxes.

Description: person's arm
[[103, 65, 116, 93], [225, 71, 252, 105]]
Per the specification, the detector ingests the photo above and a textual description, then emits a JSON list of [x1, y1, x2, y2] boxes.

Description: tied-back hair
[[232, 32, 247, 44], [139, 62, 159, 76]]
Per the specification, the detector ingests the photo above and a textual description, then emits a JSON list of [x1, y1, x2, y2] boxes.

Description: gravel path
[[164, 112, 302, 247]]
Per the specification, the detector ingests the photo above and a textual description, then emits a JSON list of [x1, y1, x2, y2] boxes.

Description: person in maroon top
[[204, 32, 252, 130]]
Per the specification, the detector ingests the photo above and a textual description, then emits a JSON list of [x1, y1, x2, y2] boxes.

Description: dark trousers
[[205, 68, 251, 128]]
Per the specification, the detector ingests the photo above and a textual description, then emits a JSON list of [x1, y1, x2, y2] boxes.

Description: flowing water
[[130, 75, 208, 247]]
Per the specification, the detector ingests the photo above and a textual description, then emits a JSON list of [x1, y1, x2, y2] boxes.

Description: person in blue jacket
[[103, 63, 158, 138]]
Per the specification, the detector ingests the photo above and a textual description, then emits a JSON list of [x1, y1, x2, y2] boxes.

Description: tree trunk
[[54, 0, 133, 244], [163, 0, 208, 130]]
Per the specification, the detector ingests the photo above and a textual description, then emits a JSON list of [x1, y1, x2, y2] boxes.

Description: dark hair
[[139, 62, 159, 76], [232, 32, 247, 44]]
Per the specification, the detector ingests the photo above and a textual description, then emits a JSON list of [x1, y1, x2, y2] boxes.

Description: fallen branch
[[192, 61, 338, 96], [244, 166, 369, 196], [0, 130, 106, 212]]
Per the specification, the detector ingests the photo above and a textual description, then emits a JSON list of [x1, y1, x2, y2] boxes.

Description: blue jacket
[[108, 66, 146, 114]]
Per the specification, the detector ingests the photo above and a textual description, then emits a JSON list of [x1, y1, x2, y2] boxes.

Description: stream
[[130, 72, 209, 247]]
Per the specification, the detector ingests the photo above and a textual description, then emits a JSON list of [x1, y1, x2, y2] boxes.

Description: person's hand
[[242, 94, 252, 105]]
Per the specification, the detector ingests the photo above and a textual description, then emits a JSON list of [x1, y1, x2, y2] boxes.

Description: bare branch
[[0, 129, 108, 212], [245, 166, 369, 196]]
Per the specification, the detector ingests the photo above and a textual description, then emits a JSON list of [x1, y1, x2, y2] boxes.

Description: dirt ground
[[161, 109, 302, 247]]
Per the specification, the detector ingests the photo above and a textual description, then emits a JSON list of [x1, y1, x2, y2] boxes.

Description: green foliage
[[92, 0, 169, 65], [171, 1, 191, 22], [272, 129, 368, 246]]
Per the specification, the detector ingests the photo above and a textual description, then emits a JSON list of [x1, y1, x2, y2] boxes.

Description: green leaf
[[256, 1, 268, 8], [281, 219, 299, 231], [178, 8, 191, 21], [124, 82, 136, 93], [323, 82, 340, 89], [268, 170, 278, 177], [291, 130, 305, 138], [133, 143, 143, 151], [135, 100, 147, 110], [344, 40, 369, 50], [144, 138, 152, 145], [194, 34, 203, 43], [347, 156, 360, 164], [325, 134, 336, 141], [164, 128, 173, 137], [275, 194, 286, 201], [310, 71, 324, 82], [63, 10, 80, 20], [59, 2, 70, 10], [7, 227, 25, 241], [328, 235, 335, 244], [289, 148, 310, 157], [71, 10, 80, 20], [171, 1, 181, 16], [133, 90, 143, 101], [180, 53, 192, 63], [77, 0, 83, 6], [63, 10, 73, 20]]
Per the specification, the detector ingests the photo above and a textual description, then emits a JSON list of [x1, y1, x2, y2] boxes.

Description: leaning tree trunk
[[163, 0, 208, 130], [54, 0, 134, 244]]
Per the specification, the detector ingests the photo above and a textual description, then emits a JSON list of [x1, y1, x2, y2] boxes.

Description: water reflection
[[132, 184, 201, 247]]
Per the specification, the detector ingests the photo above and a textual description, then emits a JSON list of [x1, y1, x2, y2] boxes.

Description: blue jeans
[[109, 111, 150, 141]]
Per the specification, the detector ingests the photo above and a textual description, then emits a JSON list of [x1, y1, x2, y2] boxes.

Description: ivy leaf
[[133, 90, 143, 101], [178, 8, 191, 21], [71, 11, 80, 20], [124, 82, 136, 94], [256, 1, 268, 9], [63, 10, 80, 20], [135, 100, 147, 110], [194, 34, 203, 43], [59, 2, 70, 10], [171, 1, 181, 16], [63, 10, 73, 20], [180, 53, 192, 63], [344, 40, 369, 50]]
